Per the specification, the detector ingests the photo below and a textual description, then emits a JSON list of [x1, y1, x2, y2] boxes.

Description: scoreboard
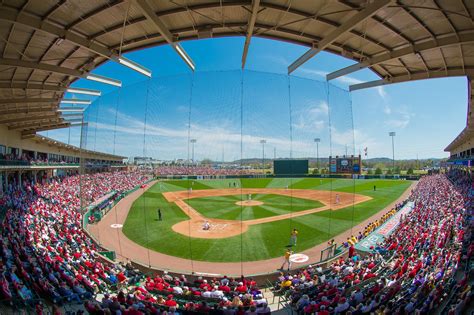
[[274, 159, 309, 175], [329, 155, 361, 174]]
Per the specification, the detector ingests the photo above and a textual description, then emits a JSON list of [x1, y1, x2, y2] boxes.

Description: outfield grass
[[186, 194, 324, 220], [122, 178, 411, 262]]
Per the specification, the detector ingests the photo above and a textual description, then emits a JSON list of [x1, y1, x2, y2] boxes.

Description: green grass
[[122, 178, 412, 262], [186, 194, 324, 220]]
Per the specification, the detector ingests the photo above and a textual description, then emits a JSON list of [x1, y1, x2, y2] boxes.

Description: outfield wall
[[155, 174, 420, 180]]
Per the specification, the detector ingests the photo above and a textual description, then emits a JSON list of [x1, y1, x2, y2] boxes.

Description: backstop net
[[79, 69, 356, 275]]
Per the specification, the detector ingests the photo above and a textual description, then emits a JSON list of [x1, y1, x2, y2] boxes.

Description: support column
[[0, 172, 3, 197]]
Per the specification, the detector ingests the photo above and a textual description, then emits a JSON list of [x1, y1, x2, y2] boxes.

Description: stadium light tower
[[260, 139, 266, 174], [314, 138, 321, 170], [190, 139, 197, 164], [389, 132, 396, 174]]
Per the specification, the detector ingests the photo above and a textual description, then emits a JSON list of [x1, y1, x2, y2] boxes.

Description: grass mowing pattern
[[186, 194, 324, 220], [122, 178, 411, 262]]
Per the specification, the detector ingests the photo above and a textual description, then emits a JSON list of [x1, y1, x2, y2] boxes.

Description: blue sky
[[43, 37, 467, 160]]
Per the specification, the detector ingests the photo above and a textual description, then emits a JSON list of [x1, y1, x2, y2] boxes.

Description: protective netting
[[80, 70, 355, 275]]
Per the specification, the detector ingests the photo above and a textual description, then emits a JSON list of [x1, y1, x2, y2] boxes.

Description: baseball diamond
[[88, 177, 413, 274]]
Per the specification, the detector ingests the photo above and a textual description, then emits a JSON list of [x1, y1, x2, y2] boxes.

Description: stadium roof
[[0, 0, 473, 137]]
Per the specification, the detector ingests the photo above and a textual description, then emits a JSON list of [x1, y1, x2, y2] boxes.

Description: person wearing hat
[[280, 248, 293, 271], [220, 275, 229, 286], [163, 271, 173, 282], [164, 294, 178, 308], [334, 296, 349, 313], [211, 285, 224, 298], [318, 305, 330, 315], [256, 302, 271, 314], [202, 287, 212, 298], [296, 294, 310, 312], [219, 296, 231, 308], [236, 281, 247, 293], [290, 228, 298, 246], [280, 276, 292, 289]]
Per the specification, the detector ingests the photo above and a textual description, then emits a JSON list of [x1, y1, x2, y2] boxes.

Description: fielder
[[290, 228, 298, 246]]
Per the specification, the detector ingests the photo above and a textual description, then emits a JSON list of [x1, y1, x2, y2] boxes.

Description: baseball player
[[290, 228, 298, 246], [280, 248, 293, 271]]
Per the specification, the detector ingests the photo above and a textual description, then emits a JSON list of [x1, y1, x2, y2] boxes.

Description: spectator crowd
[[0, 169, 471, 314], [275, 171, 472, 314], [156, 166, 260, 177], [0, 171, 272, 314]]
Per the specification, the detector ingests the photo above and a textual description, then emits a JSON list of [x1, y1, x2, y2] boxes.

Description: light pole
[[314, 138, 320, 171], [260, 139, 266, 174], [389, 132, 396, 174], [190, 139, 197, 165]]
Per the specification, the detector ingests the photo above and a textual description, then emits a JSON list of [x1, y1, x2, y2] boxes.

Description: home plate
[[290, 253, 309, 264], [110, 224, 123, 229]]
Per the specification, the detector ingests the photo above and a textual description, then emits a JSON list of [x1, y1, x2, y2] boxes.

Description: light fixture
[[60, 99, 92, 105], [61, 115, 83, 120], [66, 87, 101, 96], [57, 108, 85, 113], [173, 44, 195, 71], [85, 74, 122, 87], [54, 37, 64, 46], [117, 56, 152, 77], [65, 119, 83, 124]]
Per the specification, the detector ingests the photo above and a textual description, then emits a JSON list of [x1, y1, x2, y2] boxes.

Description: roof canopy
[[0, 0, 473, 136]]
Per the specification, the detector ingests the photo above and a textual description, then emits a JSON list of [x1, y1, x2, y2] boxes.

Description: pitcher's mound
[[236, 200, 264, 206]]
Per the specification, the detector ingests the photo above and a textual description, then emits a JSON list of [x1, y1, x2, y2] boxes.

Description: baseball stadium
[[0, 1, 473, 314]]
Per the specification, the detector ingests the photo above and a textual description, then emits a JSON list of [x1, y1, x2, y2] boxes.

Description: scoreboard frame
[[329, 155, 362, 175]]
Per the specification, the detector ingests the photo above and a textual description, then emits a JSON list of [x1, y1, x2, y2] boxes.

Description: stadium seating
[[274, 171, 472, 314], [0, 170, 471, 314]]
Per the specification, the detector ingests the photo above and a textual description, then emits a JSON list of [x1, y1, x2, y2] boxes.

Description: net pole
[[142, 78, 152, 268], [325, 82, 333, 243], [113, 86, 124, 260], [112, 86, 121, 156], [287, 75, 294, 248], [240, 70, 244, 276], [93, 97, 100, 152], [349, 95, 357, 237], [186, 73, 195, 273]]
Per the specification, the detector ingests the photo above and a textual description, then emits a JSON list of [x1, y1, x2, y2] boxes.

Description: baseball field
[[121, 178, 411, 262]]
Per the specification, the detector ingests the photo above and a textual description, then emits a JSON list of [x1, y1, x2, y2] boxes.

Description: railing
[[0, 159, 29, 166], [0, 159, 80, 167]]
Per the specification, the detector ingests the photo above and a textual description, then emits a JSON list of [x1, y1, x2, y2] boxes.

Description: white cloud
[[263, 55, 291, 66], [328, 127, 377, 156], [336, 76, 363, 85], [89, 110, 330, 160], [385, 112, 412, 129], [377, 86, 387, 100], [293, 101, 328, 131]]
